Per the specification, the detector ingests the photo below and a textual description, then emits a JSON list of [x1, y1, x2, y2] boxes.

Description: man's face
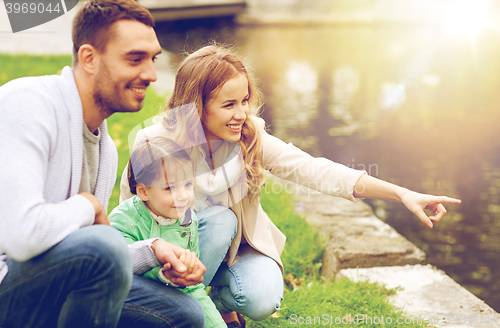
[[93, 19, 162, 115]]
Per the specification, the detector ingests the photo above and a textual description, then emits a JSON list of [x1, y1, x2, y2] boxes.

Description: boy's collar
[[148, 208, 178, 226]]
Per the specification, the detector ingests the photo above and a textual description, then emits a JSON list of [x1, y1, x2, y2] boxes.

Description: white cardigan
[[0, 67, 117, 285]]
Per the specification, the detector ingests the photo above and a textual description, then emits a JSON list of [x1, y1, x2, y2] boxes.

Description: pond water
[[154, 17, 500, 311]]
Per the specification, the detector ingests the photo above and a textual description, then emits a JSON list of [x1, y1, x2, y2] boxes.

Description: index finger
[[436, 196, 461, 205]]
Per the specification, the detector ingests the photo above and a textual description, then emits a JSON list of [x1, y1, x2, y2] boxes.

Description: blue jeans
[[0, 225, 132, 328], [209, 246, 284, 321], [197, 206, 238, 286], [197, 207, 284, 321], [119, 276, 205, 328]]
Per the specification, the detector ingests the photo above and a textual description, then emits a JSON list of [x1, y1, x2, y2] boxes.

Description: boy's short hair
[[72, 0, 154, 65], [128, 136, 193, 195]]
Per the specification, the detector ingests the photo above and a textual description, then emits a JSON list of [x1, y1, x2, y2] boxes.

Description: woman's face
[[203, 73, 250, 142]]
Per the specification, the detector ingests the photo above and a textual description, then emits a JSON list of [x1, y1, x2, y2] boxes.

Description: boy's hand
[[152, 240, 206, 286], [182, 258, 206, 283], [163, 249, 206, 286], [178, 249, 194, 273], [173, 249, 201, 276], [185, 250, 198, 275], [162, 260, 205, 286]]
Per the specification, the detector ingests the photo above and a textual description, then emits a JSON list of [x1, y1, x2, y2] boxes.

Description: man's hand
[[80, 192, 110, 225], [152, 239, 206, 286]]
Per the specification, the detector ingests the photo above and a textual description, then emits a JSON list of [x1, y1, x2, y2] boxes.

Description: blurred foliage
[[0, 54, 72, 86]]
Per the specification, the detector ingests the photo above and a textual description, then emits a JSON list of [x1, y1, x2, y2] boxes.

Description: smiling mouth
[[227, 124, 242, 130], [130, 87, 146, 94]]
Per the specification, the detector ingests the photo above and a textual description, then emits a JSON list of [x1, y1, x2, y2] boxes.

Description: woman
[[120, 45, 461, 326]]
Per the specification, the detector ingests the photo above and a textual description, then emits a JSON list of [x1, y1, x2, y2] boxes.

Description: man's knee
[[71, 225, 129, 260], [119, 301, 205, 328], [125, 277, 206, 327], [63, 225, 132, 287], [178, 296, 205, 327], [165, 285, 205, 326]]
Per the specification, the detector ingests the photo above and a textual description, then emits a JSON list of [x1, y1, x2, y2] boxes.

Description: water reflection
[[272, 60, 319, 150], [379, 83, 406, 112], [155, 18, 500, 311], [329, 66, 360, 135]]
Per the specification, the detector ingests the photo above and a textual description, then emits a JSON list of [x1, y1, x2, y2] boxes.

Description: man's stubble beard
[[93, 63, 142, 118]]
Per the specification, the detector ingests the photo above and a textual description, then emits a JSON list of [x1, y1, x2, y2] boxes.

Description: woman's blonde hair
[[161, 44, 265, 202]]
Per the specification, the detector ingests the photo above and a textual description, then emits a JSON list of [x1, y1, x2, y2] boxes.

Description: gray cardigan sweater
[[0, 67, 157, 285]]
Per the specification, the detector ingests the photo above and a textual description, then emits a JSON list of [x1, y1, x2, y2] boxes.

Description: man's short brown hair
[[72, 0, 155, 65]]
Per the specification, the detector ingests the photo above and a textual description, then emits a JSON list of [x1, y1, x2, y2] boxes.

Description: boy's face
[[93, 19, 162, 114], [139, 164, 195, 220]]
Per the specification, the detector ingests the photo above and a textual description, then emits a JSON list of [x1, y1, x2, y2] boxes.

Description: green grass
[[0, 54, 72, 85], [1, 54, 428, 328], [260, 186, 324, 280]]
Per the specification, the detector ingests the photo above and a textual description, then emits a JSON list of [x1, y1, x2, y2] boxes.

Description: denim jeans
[[209, 245, 284, 321], [0, 225, 132, 328], [118, 276, 205, 328], [197, 206, 238, 286], [197, 207, 284, 321]]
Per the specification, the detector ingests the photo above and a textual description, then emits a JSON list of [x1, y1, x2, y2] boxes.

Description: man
[[0, 1, 205, 327]]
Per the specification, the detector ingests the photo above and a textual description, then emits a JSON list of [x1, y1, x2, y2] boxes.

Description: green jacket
[[109, 195, 199, 284]]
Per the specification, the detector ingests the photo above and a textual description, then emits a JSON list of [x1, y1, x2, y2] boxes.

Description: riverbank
[[270, 177, 498, 327]]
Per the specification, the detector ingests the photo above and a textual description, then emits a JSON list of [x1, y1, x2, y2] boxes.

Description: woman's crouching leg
[[197, 206, 238, 286], [210, 246, 284, 321]]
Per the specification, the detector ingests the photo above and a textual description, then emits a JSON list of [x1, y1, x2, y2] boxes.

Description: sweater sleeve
[[0, 85, 95, 262], [257, 117, 366, 202], [128, 239, 161, 275]]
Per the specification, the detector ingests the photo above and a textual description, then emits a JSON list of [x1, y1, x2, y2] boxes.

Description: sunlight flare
[[443, 0, 493, 36]]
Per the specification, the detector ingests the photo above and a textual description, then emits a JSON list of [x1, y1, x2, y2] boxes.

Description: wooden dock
[[137, 0, 247, 22]]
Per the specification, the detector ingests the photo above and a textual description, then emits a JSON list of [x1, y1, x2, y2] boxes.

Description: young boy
[[109, 136, 227, 328]]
